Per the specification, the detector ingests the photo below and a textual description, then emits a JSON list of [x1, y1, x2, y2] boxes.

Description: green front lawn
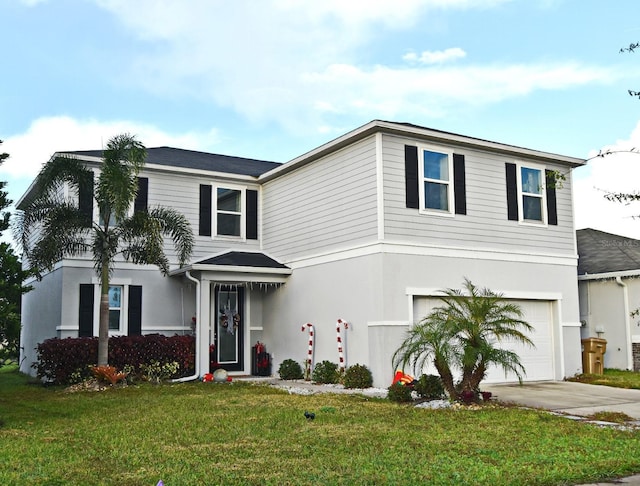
[[568, 368, 640, 389], [1, 369, 640, 485]]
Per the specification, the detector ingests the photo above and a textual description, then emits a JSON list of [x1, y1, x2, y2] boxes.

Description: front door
[[212, 286, 244, 372]]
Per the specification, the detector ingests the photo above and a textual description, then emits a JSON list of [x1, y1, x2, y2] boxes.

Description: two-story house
[[18, 120, 585, 387]]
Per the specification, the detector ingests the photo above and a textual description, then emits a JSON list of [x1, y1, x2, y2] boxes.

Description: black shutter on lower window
[[505, 163, 519, 221], [453, 154, 466, 215], [405, 145, 419, 209], [199, 184, 212, 236], [134, 177, 148, 213], [246, 189, 258, 240], [78, 172, 94, 227], [128, 286, 142, 336], [545, 170, 558, 225], [78, 284, 94, 337]]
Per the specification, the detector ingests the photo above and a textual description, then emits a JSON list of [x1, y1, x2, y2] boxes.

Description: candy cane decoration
[[301, 323, 314, 380], [337, 319, 349, 373]]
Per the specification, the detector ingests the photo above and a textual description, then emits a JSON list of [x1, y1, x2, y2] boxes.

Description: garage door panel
[[413, 298, 554, 383]]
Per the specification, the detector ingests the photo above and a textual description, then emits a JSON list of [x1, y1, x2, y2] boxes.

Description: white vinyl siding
[[262, 136, 379, 260], [382, 133, 576, 256], [144, 170, 261, 262]]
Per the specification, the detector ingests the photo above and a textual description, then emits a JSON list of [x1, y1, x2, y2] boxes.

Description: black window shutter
[[78, 284, 94, 337], [545, 170, 558, 225], [505, 163, 519, 221], [134, 177, 148, 213], [128, 286, 142, 336], [404, 145, 419, 209], [453, 154, 466, 215], [78, 172, 94, 227], [199, 184, 212, 236], [246, 189, 258, 240]]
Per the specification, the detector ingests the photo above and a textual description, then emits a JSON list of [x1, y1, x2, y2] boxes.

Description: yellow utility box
[[581, 337, 607, 375]]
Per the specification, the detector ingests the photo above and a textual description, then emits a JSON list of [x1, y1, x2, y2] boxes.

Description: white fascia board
[[578, 269, 640, 281], [285, 240, 578, 270], [258, 120, 585, 183], [378, 121, 585, 167], [142, 163, 258, 183]]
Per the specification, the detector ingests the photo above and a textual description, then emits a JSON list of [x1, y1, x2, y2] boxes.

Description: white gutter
[[172, 271, 201, 382], [615, 276, 634, 370]]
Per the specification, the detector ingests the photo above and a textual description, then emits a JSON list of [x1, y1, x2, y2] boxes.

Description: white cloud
[[403, 48, 467, 64], [0, 116, 220, 179], [87, 0, 593, 132], [574, 122, 640, 239]]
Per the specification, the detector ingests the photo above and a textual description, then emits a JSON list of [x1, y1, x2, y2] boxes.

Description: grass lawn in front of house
[[1, 367, 640, 485], [568, 368, 640, 389]]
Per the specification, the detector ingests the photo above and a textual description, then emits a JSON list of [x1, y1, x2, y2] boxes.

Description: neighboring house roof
[[577, 228, 640, 275], [193, 251, 289, 269], [65, 147, 281, 177]]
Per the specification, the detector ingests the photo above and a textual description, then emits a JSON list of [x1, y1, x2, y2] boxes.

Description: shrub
[[343, 364, 373, 389], [141, 360, 180, 384], [278, 359, 303, 380], [387, 382, 413, 403], [414, 374, 445, 400], [34, 334, 195, 385], [312, 360, 340, 384]]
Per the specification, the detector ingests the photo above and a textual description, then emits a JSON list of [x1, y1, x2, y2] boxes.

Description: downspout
[[615, 276, 633, 370], [172, 270, 200, 382]]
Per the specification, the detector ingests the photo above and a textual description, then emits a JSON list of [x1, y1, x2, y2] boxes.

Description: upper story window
[[78, 172, 148, 228], [216, 187, 242, 237], [505, 162, 557, 226], [404, 144, 466, 216], [520, 166, 544, 222], [199, 184, 259, 240], [420, 148, 454, 214]]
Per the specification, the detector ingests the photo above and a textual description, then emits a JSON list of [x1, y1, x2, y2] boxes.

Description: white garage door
[[412, 298, 554, 383]]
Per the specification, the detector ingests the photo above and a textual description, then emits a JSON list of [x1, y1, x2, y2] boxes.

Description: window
[[78, 283, 143, 337], [216, 187, 242, 237], [520, 167, 543, 221], [199, 185, 259, 239], [420, 148, 453, 213], [505, 163, 557, 225], [108, 286, 123, 331], [81, 174, 148, 228]]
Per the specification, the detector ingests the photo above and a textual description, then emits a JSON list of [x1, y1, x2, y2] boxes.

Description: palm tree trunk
[[434, 358, 457, 401], [97, 262, 110, 366]]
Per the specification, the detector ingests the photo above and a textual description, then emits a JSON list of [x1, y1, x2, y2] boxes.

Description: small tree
[[15, 134, 194, 366], [0, 141, 32, 360], [393, 279, 534, 401]]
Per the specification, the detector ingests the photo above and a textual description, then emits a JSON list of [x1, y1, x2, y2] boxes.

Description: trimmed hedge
[[34, 334, 195, 385]]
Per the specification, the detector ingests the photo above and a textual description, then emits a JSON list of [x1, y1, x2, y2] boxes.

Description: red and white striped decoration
[[301, 322, 315, 380], [336, 319, 349, 372]]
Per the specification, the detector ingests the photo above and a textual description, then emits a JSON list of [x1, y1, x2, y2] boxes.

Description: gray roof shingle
[[194, 251, 288, 269], [65, 147, 281, 177], [576, 228, 640, 275]]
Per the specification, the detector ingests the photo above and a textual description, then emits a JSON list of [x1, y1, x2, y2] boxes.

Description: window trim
[[516, 161, 548, 226], [418, 145, 455, 217], [213, 183, 246, 240], [108, 285, 124, 333], [90, 278, 132, 336]]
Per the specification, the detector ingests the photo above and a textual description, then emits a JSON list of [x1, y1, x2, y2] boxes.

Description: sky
[[3, 0, 640, 240]]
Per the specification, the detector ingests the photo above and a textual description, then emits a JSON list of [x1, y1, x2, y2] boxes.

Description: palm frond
[[95, 134, 146, 223]]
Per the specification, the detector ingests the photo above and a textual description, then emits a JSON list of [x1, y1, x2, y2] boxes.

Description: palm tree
[[393, 279, 534, 401], [15, 134, 194, 366]]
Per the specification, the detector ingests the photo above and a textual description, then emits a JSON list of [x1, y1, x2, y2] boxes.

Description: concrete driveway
[[484, 381, 640, 420]]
